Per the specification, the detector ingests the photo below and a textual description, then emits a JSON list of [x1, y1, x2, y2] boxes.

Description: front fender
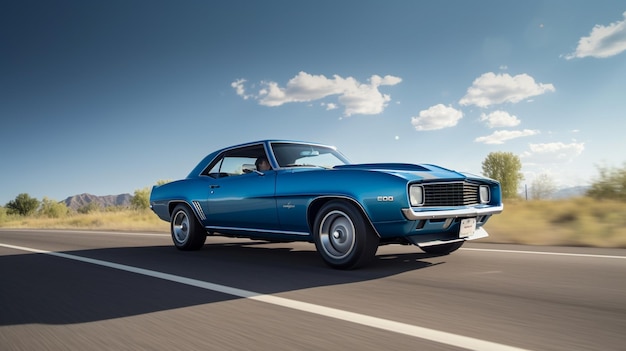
[[277, 169, 410, 225]]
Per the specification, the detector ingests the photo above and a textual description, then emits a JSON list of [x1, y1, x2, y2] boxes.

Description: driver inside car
[[255, 157, 271, 171]]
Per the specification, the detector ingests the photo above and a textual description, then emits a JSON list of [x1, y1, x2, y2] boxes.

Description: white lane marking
[[461, 248, 626, 260], [0, 242, 531, 351], [0, 229, 169, 237]]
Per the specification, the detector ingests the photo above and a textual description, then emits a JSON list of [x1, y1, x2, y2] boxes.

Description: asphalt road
[[1, 229, 625, 351]]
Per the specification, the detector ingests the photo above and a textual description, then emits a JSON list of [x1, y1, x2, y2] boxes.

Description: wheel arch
[[306, 196, 381, 238], [167, 200, 204, 224]]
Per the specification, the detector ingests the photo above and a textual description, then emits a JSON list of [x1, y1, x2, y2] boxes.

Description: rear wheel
[[420, 241, 464, 255], [313, 201, 379, 269], [170, 204, 206, 250]]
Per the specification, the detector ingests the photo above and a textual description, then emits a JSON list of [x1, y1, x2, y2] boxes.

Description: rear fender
[[167, 200, 205, 225]]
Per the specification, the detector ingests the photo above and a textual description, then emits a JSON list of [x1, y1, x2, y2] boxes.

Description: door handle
[[210, 184, 220, 189]]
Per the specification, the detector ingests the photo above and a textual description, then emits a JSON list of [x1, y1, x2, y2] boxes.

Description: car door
[[203, 152, 279, 231]]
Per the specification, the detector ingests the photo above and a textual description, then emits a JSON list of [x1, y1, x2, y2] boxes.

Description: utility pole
[[525, 184, 528, 200]]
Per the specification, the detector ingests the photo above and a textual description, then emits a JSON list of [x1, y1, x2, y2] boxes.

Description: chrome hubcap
[[172, 211, 190, 244], [319, 210, 355, 260], [333, 230, 341, 239]]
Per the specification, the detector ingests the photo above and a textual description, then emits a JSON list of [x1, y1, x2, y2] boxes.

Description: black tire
[[420, 241, 464, 255], [170, 204, 206, 251], [313, 200, 379, 269]]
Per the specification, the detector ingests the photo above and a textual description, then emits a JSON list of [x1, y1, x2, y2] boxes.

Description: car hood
[[333, 163, 471, 182]]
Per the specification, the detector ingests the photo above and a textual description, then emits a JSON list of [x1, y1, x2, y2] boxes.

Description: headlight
[[409, 185, 424, 206], [479, 185, 490, 204]]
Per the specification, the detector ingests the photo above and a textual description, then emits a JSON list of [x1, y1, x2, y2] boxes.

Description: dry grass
[[0, 209, 169, 233], [2, 197, 626, 248], [484, 197, 626, 247]]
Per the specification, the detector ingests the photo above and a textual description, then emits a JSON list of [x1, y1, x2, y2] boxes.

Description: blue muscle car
[[150, 140, 503, 269]]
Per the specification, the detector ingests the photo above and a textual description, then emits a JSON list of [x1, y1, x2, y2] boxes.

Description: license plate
[[459, 218, 476, 238]]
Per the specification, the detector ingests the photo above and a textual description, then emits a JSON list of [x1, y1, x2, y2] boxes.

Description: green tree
[[587, 163, 626, 201], [131, 187, 151, 210], [5, 193, 40, 216], [131, 181, 172, 211], [39, 197, 69, 218], [481, 152, 523, 199]]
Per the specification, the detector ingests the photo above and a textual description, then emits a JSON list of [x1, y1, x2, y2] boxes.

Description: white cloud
[[480, 110, 521, 128], [521, 142, 585, 161], [323, 102, 338, 111], [459, 72, 555, 107], [411, 104, 463, 131], [565, 12, 626, 59], [474, 129, 539, 144], [233, 72, 402, 116], [231, 79, 253, 100]]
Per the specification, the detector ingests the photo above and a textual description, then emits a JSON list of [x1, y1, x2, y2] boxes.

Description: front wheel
[[313, 201, 379, 269], [420, 241, 464, 255], [170, 204, 206, 251]]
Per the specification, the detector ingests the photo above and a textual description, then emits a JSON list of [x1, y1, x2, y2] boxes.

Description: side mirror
[[242, 164, 265, 175]]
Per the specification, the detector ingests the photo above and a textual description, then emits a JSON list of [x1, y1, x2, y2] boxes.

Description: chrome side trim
[[206, 225, 310, 236], [401, 204, 504, 220], [416, 227, 489, 247]]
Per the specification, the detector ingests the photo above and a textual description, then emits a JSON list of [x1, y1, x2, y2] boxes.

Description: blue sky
[[1, 0, 625, 204]]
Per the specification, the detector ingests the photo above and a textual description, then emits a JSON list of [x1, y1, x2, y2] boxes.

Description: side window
[[208, 156, 257, 177], [205, 158, 225, 178], [203, 144, 268, 178]]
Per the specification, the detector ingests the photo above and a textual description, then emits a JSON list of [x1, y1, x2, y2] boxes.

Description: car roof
[[186, 140, 339, 178], [223, 139, 337, 151]]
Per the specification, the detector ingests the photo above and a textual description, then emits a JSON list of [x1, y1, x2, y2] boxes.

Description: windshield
[[270, 142, 350, 169]]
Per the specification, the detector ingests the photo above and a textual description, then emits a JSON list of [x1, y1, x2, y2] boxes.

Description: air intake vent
[[423, 182, 479, 206], [192, 201, 206, 220]]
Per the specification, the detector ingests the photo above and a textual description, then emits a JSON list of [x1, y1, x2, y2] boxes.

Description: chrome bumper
[[414, 227, 489, 247], [401, 204, 504, 221]]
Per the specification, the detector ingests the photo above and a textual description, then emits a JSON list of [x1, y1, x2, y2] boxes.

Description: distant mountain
[[552, 186, 589, 199], [519, 185, 590, 200], [62, 193, 132, 210]]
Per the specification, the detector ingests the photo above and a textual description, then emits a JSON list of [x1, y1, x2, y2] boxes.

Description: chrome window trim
[[268, 141, 350, 169], [198, 141, 269, 177]]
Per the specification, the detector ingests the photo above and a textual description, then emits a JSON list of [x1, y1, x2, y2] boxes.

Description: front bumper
[[401, 204, 504, 221], [409, 226, 489, 247]]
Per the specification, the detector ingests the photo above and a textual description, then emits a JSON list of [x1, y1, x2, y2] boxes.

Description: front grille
[[423, 182, 479, 206]]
